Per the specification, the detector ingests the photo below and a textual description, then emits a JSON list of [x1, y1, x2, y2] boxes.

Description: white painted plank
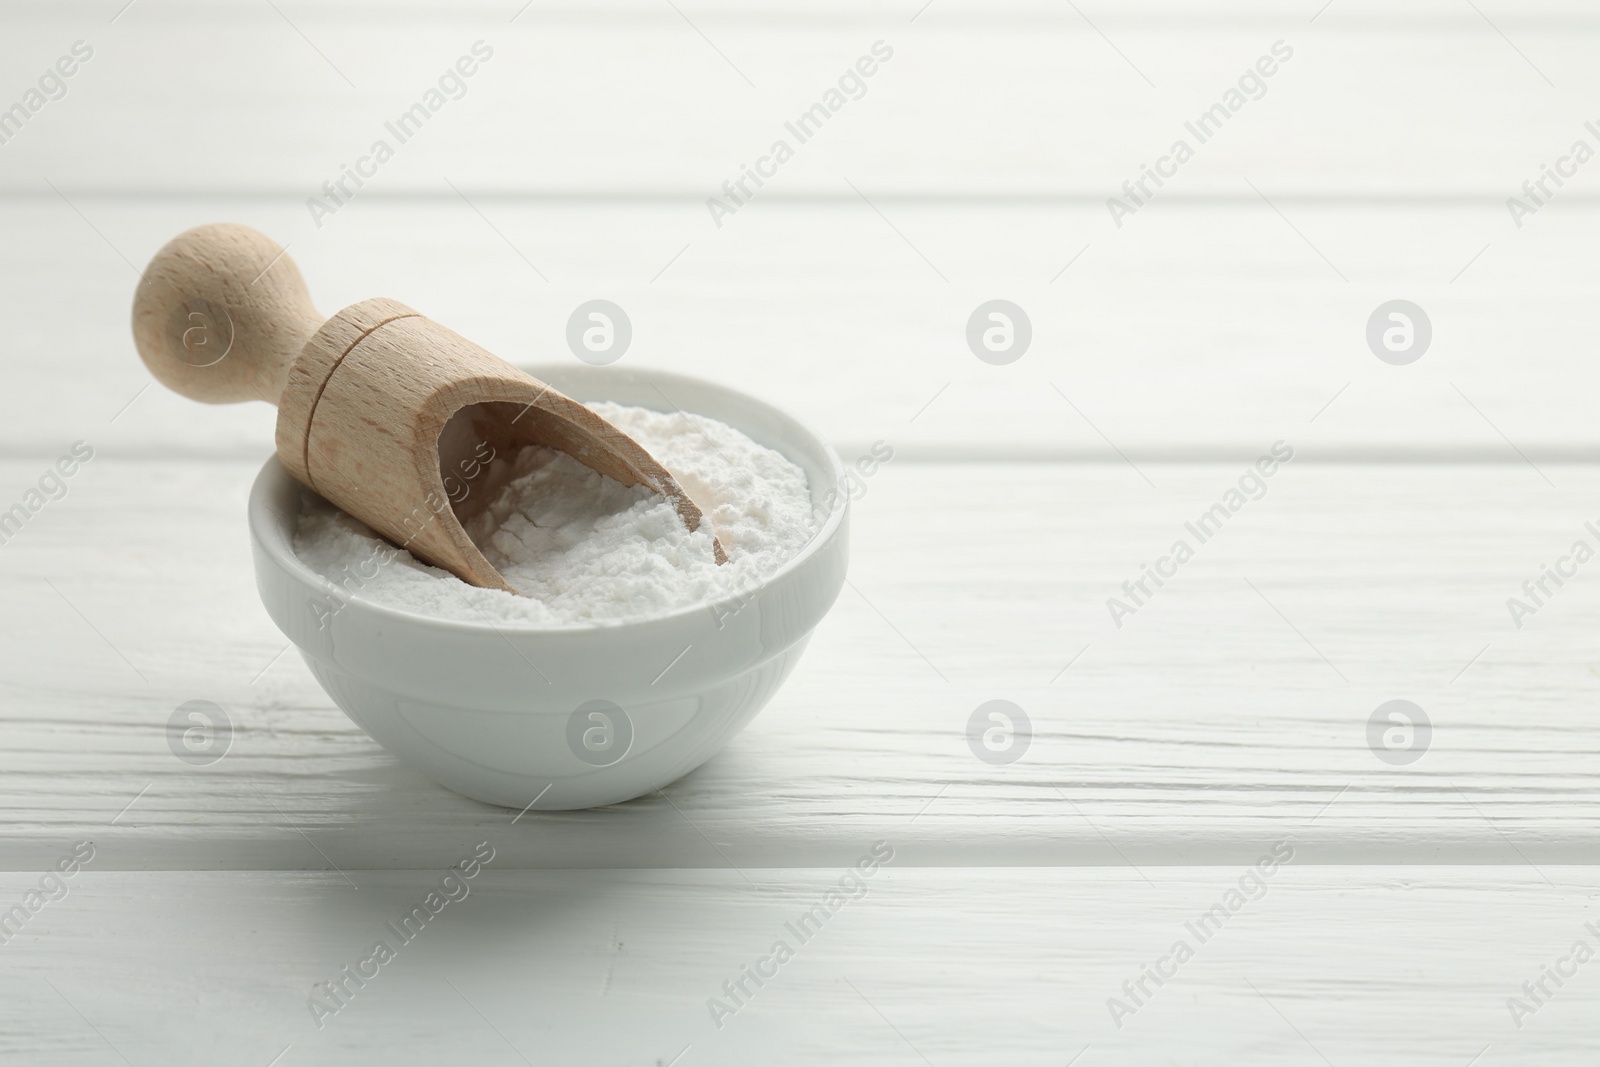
[[3, 198, 1597, 459], [17, 0, 1600, 18], [0, 9, 1591, 196], [2, 460, 1597, 869], [0, 867, 1595, 1064]]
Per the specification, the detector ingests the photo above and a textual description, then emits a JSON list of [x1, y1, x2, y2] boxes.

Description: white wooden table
[[3, 1, 1599, 1062]]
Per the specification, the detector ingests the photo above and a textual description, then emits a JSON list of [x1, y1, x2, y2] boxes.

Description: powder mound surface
[[292, 402, 819, 626]]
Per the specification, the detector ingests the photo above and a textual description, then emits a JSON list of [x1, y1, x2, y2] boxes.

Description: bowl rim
[[249, 363, 849, 637]]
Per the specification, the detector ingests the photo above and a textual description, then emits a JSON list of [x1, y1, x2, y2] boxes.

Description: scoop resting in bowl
[[249, 365, 849, 810]]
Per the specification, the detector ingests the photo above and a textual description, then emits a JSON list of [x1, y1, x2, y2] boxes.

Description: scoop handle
[[131, 223, 323, 405]]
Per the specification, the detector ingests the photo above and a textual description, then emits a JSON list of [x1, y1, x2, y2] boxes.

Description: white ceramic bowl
[[249, 364, 848, 809]]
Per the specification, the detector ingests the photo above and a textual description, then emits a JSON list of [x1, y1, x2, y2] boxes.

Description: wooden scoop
[[131, 223, 724, 593]]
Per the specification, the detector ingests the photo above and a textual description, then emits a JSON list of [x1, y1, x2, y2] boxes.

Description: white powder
[[292, 402, 819, 626]]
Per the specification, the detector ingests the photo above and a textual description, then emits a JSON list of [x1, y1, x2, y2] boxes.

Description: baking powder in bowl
[[292, 402, 819, 626]]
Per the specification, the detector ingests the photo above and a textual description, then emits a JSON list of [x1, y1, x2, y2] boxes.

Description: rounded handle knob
[[131, 223, 323, 405]]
